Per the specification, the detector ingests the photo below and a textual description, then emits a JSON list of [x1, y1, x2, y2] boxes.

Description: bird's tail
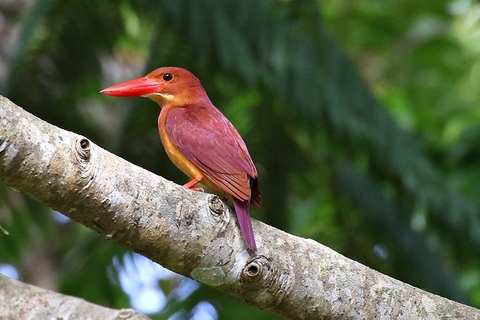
[[233, 198, 257, 251]]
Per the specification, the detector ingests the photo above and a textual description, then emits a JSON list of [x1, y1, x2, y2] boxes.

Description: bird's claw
[[183, 178, 203, 192]]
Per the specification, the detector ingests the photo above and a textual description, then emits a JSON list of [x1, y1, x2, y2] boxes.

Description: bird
[[100, 67, 261, 250]]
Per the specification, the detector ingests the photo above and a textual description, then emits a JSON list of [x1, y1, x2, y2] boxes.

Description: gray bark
[[0, 274, 149, 320]]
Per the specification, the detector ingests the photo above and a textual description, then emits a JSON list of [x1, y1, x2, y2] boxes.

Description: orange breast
[[158, 107, 204, 181]]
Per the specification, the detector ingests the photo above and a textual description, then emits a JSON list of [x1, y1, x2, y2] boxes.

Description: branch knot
[[241, 255, 292, 308], [76, 137, 91, 160], [208, 195, 225, 215], [73, 136, 96, 182]]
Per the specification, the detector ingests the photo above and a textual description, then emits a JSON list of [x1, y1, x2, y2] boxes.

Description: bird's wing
[[165, 104, 257, 202]]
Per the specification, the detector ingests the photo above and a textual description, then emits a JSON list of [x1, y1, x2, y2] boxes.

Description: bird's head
[[100, 67, 210, 107]]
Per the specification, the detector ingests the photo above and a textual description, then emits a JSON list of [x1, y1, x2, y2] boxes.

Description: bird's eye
[[163, 73, 173, 81]]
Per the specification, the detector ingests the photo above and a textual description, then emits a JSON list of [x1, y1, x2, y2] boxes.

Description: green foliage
[[1, 0, 480, 317]]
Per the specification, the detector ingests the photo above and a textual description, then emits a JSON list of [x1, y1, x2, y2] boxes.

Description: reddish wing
[[165, 104, 257, 201]]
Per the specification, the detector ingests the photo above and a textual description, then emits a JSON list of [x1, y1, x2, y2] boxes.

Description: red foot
[[183, 179, 204, 192]]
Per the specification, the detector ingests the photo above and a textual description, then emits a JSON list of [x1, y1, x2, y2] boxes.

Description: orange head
[[100, 67, 210, 107]]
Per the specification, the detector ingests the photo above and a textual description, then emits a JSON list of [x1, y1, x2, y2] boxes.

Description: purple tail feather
[[233, 198, 257, 250]]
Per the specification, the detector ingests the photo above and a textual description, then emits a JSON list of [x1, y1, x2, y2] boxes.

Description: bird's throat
[[145, 93, 174, 106]]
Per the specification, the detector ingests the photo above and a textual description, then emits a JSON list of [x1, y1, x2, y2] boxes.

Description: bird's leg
[[183, 178, 204, 192]]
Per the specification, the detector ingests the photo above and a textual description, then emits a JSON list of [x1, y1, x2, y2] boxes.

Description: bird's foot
[[183, 179, 204, 192]]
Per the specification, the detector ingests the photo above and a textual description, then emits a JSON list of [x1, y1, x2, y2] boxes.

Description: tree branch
[[0, 274, 149, 319], [1, 95, 479, 319]]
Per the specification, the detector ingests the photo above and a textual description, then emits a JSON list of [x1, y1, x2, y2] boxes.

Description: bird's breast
[[158, 108, 204, 181]]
